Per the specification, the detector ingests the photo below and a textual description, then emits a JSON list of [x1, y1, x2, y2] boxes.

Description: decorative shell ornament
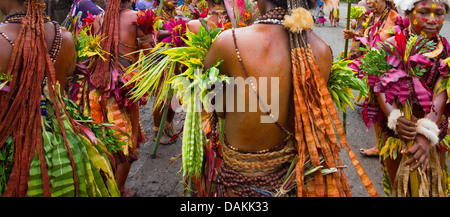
[[283, 8, 314, 33], [393, 0, 450, 13]]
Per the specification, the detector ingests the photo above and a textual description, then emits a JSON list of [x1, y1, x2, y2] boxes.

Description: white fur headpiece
[[394, 0, 450, 13]]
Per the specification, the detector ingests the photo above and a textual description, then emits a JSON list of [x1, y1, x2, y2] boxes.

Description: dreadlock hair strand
[[285, 0, 379, 197], [0, 0, 79, 197], [90, 0, 121, 91]]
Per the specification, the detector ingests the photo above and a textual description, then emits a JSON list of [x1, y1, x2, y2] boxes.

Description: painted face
[[366, 0, 384, 13], [408, 0, 447, 38]]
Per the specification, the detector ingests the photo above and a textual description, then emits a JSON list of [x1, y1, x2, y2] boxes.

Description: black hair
[[441, 2, 449, 12]]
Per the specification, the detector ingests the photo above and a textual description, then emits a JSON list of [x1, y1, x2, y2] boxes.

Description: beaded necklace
[[0, 13, 62, 63], [254, 7, 286, 25], [50, 21, 63, 63], [3, 12, 51, 24]]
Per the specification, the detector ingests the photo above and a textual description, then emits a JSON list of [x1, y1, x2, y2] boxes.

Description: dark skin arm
[[378, 76, 448, 172], [55, 28, 77, 91], [343, 13, 368, 40], [377, 93, 418, 141], [404, 76, 447, 172], [137, 28, 154, 55], [157, 29, 171, 41]]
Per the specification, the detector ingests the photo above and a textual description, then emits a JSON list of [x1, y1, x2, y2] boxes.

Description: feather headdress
[[394, 0, 450, 13]]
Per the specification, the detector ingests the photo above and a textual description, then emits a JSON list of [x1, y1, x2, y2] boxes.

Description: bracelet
[[416, 118, 440, 146], [140, 39, 151, 44], [387, 109, 403, 134], [137, 36, 152, 46]]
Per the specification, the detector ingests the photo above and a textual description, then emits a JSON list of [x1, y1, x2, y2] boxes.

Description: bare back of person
[[0, 20, 76, 90], [205, 24, 332, 155], [93, 8, 144, 66]]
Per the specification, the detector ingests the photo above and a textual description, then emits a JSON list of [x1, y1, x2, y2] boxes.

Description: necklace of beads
[[254, 7, 286, 25], [3, 12, 51, 24], [1, 13, 62, 62]]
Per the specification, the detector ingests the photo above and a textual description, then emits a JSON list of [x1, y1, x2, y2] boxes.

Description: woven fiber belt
[[222, 138, 298, 173]]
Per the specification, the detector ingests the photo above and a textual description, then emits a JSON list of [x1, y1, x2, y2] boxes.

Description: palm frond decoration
[[125, 23, 228, 182], [165, 25, 228, 183], [124, 44, 174, 112]]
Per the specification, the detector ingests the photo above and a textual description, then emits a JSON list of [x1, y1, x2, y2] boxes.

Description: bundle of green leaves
[[75, 25, 109, 63], [358, 43, 393, 77], [0, 136, 14, 196], [350, 6, 367, 20], [328, 59, 368, 114], [164, 24, 228, 181], [64, 97, 125, 154]]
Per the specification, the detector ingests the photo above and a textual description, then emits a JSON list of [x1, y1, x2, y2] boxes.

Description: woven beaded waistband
[[221, 137, 298, 173]]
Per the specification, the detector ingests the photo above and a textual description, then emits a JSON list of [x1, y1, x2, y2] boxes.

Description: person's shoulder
[[123, 8, 138, 15], [60, 27, 74, 42], [187, 19, 201, 33], [212, 28, 233, 47], [307, 30, 332, 56], [121, 9, 138, 23], [226, 25, 262, 42], [205, 28, 235, 65], [210, 25, 262, 55], [59, 27, 76, 51], [0, 25, 12, 51]]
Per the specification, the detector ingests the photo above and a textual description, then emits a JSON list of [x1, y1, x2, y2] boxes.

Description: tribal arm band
[[387, 109, 403, 134], [416, 118, 440, 146], [388, 109, 440, 146], [388, 109, 441, 146]]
